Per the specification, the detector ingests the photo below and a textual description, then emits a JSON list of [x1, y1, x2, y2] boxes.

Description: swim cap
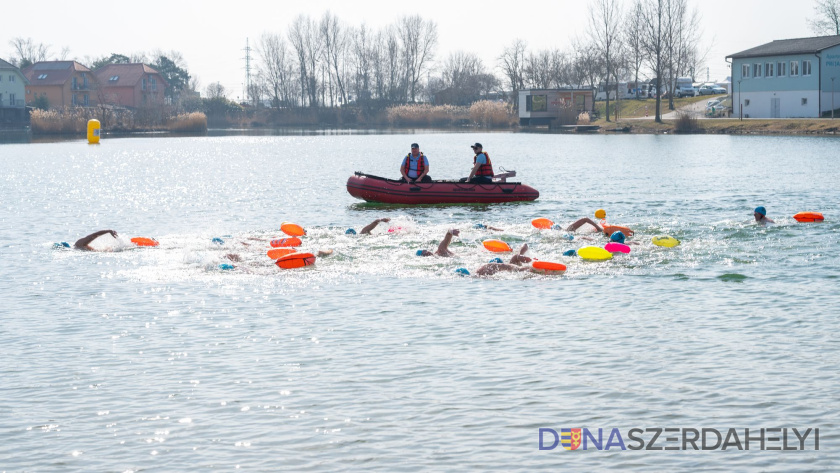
[[595, 209, 606, 219], [416, 250, 425, 256], [474, 223, 487, 229], [562, 233, 574, 241], [212, 237, 225, 245], [345, 228, 357, 235], [219, 263, 234, 270], [610, 231, 626, 244], [53, 242, 71, 249], [454, 267, 470, 276], [754, 206, 766, 216], [489, 257, 503, 263], [563, 249, 577, 257], [551, 224, 562, 230]]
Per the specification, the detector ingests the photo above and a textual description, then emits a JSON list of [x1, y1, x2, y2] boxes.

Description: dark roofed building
[[727, 35, 840, 118]]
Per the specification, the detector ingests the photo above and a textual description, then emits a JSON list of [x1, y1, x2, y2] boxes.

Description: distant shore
[[590, 118, 840, 136]]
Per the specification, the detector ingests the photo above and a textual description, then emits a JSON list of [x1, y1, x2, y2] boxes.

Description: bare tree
[[625, 0, 646, 98], [498, 39, 527, 104], [571, 38, 604, 89], [258, 33, 296, 108], [9, 37, 51, 67], [588, 0, 623, 122], [321, 11, 349, 106], [349, 24, 374, 104], [206, 82, 226, 99], [809, 0, 840, 35], [640, 0, 666, 122], [288, 15, 322, 107], [397, 15, 438, 102]]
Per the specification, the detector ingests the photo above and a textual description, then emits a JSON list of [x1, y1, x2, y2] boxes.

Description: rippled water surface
[[1, 132, 838, 470]]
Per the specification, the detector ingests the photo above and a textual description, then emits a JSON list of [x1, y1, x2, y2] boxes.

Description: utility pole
[[243, 38, 252, 105]]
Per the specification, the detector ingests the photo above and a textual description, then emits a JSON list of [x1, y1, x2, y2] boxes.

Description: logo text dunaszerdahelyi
[[539, 428, 819, 451]]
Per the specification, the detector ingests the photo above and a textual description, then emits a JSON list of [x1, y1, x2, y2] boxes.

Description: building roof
[[0, 58, 31, 84], [21, 61, 91, 86], [94, 63, 167, 88], [727, 35, 840, 59]]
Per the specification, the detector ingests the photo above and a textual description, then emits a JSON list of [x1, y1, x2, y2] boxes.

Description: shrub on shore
[[674, 111, 702, 134], [30, 108, 88, 134], [469, 100, 516, 127], [387, 102, 515, 128], [167, 112, 208, 133]]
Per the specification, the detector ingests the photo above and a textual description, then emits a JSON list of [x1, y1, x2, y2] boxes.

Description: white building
[[728, 35, 840, 118]]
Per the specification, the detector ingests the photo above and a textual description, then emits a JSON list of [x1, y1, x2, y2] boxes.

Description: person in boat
[[73, 229, 119, 250], [400, 143, 431, 183], [417, 228, 461, 257], [474, 244, 533, 276], [465, 143, 493, 184], [753, 206, 775, 225], [566, 209, 634, 237]]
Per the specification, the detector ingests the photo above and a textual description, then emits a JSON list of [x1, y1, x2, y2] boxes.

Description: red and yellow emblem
[[561, 428, 582, 450]]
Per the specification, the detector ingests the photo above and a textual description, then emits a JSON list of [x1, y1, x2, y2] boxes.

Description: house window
[[526, 94, 547, 112], [742, 64, 750, 78], [790, 61, 799, 76], [72, 77, 77, 89], [150, 77, 157, 91], [109, 75, 119, 81], [777, 62, 786, 77], [753, 63, 762, 78], [802, 98, 808, 105], [10, 93, 15, 105], [745, 99, 750, 106], [142, 78, 146, 90], [9, 75, 14, 82], [37, 74, 47, 80], [83, 94, 89, 106], [765, 62, 774, 78], [72, 94, 77, 105], [803, 60, 812, 76]]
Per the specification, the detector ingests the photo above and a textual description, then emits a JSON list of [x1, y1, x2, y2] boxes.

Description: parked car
[[699, 84, 726, 95], [675, 85, 698, 98]]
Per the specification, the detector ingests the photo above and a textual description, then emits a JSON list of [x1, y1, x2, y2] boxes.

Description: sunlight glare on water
[[0, 132, 838, 470]]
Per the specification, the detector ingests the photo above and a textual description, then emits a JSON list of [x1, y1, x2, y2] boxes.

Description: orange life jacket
[[474, 152, 494, 176], [403, 152, 426, 177]]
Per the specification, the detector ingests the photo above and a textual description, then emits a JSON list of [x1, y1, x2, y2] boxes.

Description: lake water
[[1, 131, 838, 470]]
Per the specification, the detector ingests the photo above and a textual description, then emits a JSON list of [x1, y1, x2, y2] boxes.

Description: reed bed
[[167, 112, 208, 132]]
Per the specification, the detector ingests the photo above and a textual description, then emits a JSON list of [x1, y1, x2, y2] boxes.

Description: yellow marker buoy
[[87, 119, 100, 144], [595, 209, 606, 219]]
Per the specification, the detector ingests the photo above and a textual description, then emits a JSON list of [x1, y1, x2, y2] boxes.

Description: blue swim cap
[[454, 267, 470, 276], [610, 231, 626, 244], [563, 249, 577, 257], [219, 263, 234, 270], [212, 237, 225, 245], [416, 249, 425, 256], [53, 242, 71, 249], [345, 228, 357, 235], [489, 257, 503, 263], [562, 233, 574, 241], [754, 206, 766, 216], [551, 224, 562, 230], [474, 223, 486, 229]]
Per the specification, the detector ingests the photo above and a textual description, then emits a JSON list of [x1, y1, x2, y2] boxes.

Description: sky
[[1, 0, 821, 98]]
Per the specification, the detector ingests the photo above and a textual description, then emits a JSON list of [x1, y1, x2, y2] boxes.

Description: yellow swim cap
[[595, 209, 606, 219]]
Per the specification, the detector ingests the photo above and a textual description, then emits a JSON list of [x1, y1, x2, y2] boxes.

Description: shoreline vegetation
[[24, 98, 840, 137]]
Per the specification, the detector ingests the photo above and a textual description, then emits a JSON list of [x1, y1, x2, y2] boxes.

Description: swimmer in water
[[753, 206, 775, 225], [474, 244, 533, 276], [73, 229, 119, 251], [345, 218, 392, 235], [417, 229, 460, 257]]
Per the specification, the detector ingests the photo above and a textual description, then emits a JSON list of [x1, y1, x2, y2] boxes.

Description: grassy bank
[[595, 95, 710, 119], [592, 117, 840, 135]]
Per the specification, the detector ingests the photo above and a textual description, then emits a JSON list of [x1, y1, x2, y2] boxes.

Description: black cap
[[410, 143, 419, 148], [471, 142, 483, 149]]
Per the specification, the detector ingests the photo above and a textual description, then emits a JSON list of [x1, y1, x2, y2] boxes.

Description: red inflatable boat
[[346, 172, 539, 204]]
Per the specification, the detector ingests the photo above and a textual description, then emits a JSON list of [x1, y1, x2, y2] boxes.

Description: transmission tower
[[243, 38, 252, 104]]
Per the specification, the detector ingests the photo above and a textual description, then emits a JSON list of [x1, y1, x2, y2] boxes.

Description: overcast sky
[[2, 0, 818, 98]]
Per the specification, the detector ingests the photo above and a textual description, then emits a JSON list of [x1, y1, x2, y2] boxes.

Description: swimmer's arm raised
[[74, 230, 117, 250], [360, 217, 390, 235]]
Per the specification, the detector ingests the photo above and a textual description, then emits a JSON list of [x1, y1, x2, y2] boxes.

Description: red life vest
[[403, 152, 426, 177], [474, 152, 494, 176]]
